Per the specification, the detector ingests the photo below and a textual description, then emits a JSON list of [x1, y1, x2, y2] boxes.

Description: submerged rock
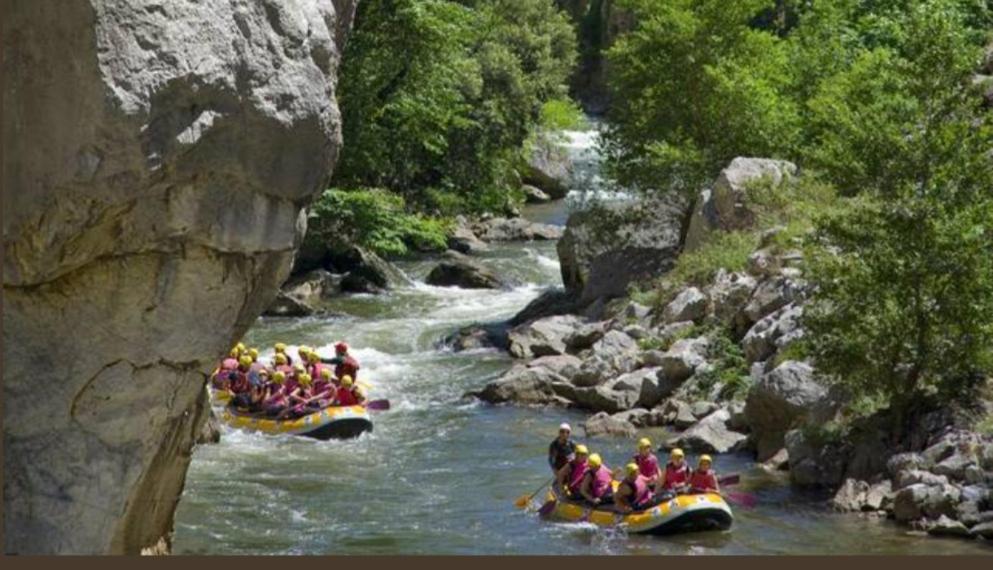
[[3, 0, 356, 554], [425, 251, 509, 290]]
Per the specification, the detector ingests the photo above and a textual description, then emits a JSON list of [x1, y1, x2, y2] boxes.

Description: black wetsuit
[[548, 438, 576, 472]]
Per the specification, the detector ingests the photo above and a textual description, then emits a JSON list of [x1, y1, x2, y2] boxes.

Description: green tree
[[802, 2, 993, 428], [603, 0, 800, 194]]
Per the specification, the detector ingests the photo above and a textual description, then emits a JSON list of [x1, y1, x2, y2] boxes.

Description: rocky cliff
[[2, 0, 355, 554]]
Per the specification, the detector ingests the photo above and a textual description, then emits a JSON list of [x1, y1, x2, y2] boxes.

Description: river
[[172, 127, 991, 555]]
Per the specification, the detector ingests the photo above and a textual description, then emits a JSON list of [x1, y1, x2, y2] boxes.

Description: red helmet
[[335, 342, 348, 353]]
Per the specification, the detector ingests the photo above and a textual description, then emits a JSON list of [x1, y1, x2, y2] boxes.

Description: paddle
[[365, 399, 390, 411], [514, 476, 555, 509], [723, 491, 757, 508]]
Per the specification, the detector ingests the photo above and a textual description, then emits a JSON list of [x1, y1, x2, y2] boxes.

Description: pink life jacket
[[307, 362, 324, 379], [590, 466, 613, 499], [664, 461, 691, 490], [566, 459, 589, 495], [623, 476, 652, 509], [633, 452, 660, 479], [221, 358, 238, 370], [690, 469, 718, 492], [336, 386, 360, 406], [275, 364, 293, 376]]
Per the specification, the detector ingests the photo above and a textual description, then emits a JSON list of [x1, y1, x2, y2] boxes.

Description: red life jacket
[[229, 370, 250, 394], [633, 453, 660, 479], [566, 459, 589, 495], [664, 461, 691, 490], [590, 466, 613, 499], [335, 355, 359, 380], [621, 476, 652, 509], [690, 469, 718, 492], [336, 386, 360, 406]]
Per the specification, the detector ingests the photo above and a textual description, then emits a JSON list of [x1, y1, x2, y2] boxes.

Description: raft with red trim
[[219, 403, 373, 440], [541, 485, 733, 535]]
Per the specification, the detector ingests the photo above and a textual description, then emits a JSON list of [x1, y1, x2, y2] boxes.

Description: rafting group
[[549, 423, 719, 512], [527, 422, 735, 535], [211, 341, 364, 419]]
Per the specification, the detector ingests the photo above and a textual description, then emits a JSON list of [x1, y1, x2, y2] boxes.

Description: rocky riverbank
[[463, 156, 993, 542]]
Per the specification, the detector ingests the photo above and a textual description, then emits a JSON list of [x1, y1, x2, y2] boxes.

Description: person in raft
[[632, 438, 662, 492], [689, 455, 720, 494], [320, 342, 360, 380], [614, 463, 653, 513], [274, 342, 293, 365], [334, 375, 366, 406], [548, 423, 576, 473], [578, 453, 613, 506], [659, 448, 691, 497], [555, 444, 590, 497]]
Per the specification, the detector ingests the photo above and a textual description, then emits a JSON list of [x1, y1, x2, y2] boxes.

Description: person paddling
[[615, 463, 653, 513], [555, 444, 590, 498], [660, 448, 691, 496], [262, 371, 289, 417], [321, 342, 360, 380], [578, 453, 614, 506], [633, 438, 662, 491], [334, 376, 365, 406], [689, 455, 720, 494], [548, 423, 576, 473], [274, 342, 293, 365]]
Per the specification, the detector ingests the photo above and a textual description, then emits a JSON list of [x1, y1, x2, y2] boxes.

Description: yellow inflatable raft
[[219, 404, 373, 440], [541, 486, 733, 535]]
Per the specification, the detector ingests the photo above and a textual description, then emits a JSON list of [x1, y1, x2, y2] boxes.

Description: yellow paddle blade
[[514, 495, 531, 509]]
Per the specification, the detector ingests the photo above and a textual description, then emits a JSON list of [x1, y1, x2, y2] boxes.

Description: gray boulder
[[684, 157, 798, 251], [708, 269, 757, 324], [932, 451, 975, 481], [667, 409, 747, 453], [195, 409, 222, 445], [658, 337, 709, 385], [746, 248, 782, 278], [282, 269, 341, 306], [571, 330, 641, 387], [474, 217, 563, 242], [895, 469, 949, 490], [264, 291, 316, 317], [523, 132, 572, 198], [528, 354, 583, 381], [831, 479, 870, 512], [442, 323, 509, 352], [927, 515, 971, 538], [742, 304, 804, 363], [583, 412, 638, 438], [338, 246, 412, 293], [663, 287, 708, 323], [971, 521, 993, 539], [893, 483, 960, 522], [425, 251, 509, 290], [448, 220, 488, 254], [887, 452, 929, 476], [743, 276, 803, 324], [509, 288, 578, 326], [612, 408, 668, 428], [563, 321, 608, 351], [557, 197, 687, 302], [508, 315, 583, 359], [745, 360, 827, 461], [3, 0, 356, 554], [785, 429, 848, 488], [607, 368, 666, 409], [522, 184, 552, 204], [473, 366, 568, 406], [562, 384, 640, 414]]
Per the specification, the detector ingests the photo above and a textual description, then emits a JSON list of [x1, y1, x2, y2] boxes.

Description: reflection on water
[[172, 125, 992, 555]]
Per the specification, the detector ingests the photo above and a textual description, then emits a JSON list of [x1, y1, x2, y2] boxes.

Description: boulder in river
[[472, 366, 570, 406], [745, 360, 827, 461], [448, 219, 489, 254], [336, 245, 412, 293], [473, 217, 563, 242], [583, 412, 638, 438], [425, 251, 509, 290], [441, 323, 510, 352], [557, 197, 687, 303], [507, 315, 583, 359], [666, 409, 747, 454], [264, 292, 317, 317], [3, 0, 356, 554], [523, 131, 572, 199], [522, 184, 552, 204], [509, 288, 579, 326]]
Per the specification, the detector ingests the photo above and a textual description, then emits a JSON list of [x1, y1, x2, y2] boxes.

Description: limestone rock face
[[2, 0, 356, 554]]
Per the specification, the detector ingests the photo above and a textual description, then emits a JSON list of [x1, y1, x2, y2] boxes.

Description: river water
[[172, 127, 991, 555]]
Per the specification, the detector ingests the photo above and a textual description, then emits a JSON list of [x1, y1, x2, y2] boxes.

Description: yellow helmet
[[638, 437, 652, 450], [274, 342, 287, 353], [671, 448, 685, 459], [588, 453, 603, 468], [274, 353, 288, 365], [306, 351, 319, 363], [298, 345, 312, 356], [236, 342, 246, 352], [321, 368, 332, 379], [699, 454, 713, 465], [248, 348, 260, 360], [229, 348, 240, 358], [341, 375, 354, 387], [575, 444, 589, 456], [238, 355, 253, 367], [299, 373, 312, 385], [273, 371, 286, 383], [625, 463, 640, 476], [293, 364, 306, 373]]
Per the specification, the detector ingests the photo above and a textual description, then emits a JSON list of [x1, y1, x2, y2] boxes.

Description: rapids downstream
[[172, 127, 991, 555]]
